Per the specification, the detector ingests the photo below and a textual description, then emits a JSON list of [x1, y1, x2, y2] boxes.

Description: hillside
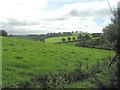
[[45, 36, 78, 43], [2, 37, 114, 88]]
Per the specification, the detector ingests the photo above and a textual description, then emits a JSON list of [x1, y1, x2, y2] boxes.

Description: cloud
[[0, 0, 47, 21], [44, 0, 117, 21], [44, 15, 68, 21], [69, 9, 80, 16], [6, 19, 39, 26], [0, 0, 118, 35]]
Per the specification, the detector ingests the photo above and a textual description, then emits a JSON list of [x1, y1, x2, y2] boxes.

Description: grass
[[58, 42, 78, 46], [45, 36, 78, 43], [45, 34, 99, 46], [67, 80, 94, 88], [2, 36, 114, 88]]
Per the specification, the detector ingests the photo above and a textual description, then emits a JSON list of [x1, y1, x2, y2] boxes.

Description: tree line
[[0, 30, 7, 36]]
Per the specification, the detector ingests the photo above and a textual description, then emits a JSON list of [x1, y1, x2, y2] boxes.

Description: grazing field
[[2, 37, 114, 88], [45, 36, 78, 43], [59, 42, 78, 46]]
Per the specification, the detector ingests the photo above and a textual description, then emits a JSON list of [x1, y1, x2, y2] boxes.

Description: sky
[[0, 0, 119, 35]]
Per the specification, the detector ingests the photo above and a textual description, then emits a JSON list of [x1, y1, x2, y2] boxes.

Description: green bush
[[0, 30, 7, 36]]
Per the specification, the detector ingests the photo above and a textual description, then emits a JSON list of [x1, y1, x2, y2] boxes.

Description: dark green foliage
[[102, 4, 120, 88], [77, 36, 80, 40], [87, 39, 100, 46], [67, 37, 71, 41], [17, 81, 34, 88], [92, 33, 101, 37], [75, 34, 101, 48], [75, 43, 81, 47], [86, 63, 89, 69], [33, 61, 89, 88], [102, 8, 119, 51], [77, 34, 83, 40], [83, 34, 91, 40], [90, 61, 117, 88], [75, 41, 87, 47], [46, 69, 69, 88], [61, 38, 66, 42], [0, 30, 7, 36], [68, 58, 117, 88], [32, 69, 69, 88], [72, 36, 76, 41]]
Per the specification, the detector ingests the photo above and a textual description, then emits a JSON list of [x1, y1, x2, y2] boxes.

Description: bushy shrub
[[72, 37, 76, 41], [0, 30, 7, 36], [67, 37, 71, 41], [86, 39, 100, 46], [61, 38, 66, 42]]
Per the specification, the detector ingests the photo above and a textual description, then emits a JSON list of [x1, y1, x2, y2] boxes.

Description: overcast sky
[[0, 0, 119, 35]]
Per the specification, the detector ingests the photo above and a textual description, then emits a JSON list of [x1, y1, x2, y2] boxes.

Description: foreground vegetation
[[2, 37, 114, 88]]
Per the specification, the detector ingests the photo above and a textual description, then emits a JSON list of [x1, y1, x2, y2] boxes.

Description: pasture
[[45, 36, 78, 43], [2, 37, 114, 88]]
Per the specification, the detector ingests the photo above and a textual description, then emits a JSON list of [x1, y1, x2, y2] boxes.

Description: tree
[[76, 31, 78, 33], [0, 30, 7, 36], [77, 34, 82, 40], [67, 37, 71, 41], [77, 36, 80, 40], [103, 2, 120, 88], [72, 36, 76, 41], [84, 34, 91, 40], [61, 38, 66, 42], [92, 33, 101, 37], [116, 3, 120, 88], [103, 28, 116, 50]]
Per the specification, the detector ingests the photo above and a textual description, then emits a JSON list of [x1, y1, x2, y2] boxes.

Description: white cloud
[[0, 0, 118, 34], [0, 0, 47, 21]]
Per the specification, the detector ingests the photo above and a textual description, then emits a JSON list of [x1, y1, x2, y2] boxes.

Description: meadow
[[45, 36, 78, 43], [45, 34, 99, 47], [2, 37, 114, 88]]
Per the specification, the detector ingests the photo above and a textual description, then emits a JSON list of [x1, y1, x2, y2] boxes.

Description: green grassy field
[[59, 42, 78, 46], [45, 36, 78, 43], [2, 37, 114, 88]]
